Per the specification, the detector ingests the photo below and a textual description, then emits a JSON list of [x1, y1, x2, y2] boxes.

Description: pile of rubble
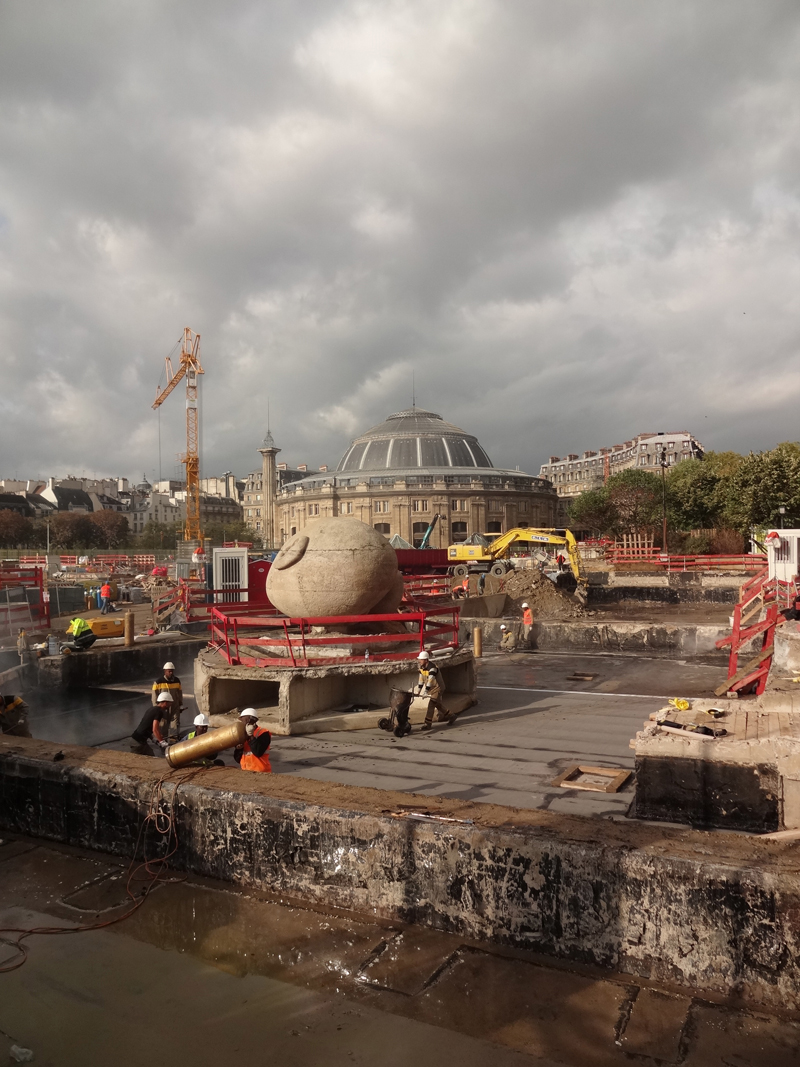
[[502, 569, 585, 620]]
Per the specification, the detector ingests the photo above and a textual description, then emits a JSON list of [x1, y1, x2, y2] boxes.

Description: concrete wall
[[462, 618, 729, 659], [35, 637, 206, 689], [1, 737, 799, 1011]]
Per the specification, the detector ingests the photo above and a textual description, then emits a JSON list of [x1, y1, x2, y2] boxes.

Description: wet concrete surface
[[20, 652, 727, 817], [0, 834, 798, 1066]]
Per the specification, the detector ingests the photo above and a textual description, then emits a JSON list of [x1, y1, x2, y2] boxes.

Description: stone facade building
[[538, 431, 704, 503], [275, 408, 559, 548]]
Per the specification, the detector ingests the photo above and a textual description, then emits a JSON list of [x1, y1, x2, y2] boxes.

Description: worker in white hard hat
[[233, 709, 272, 772], [414, 651, 453, 730], [151, 660, 183, 740], [500, 623, 517, 653], [131, 691, 176, 752], [521, 602, 534, 646], [181, 712, 224, 767]]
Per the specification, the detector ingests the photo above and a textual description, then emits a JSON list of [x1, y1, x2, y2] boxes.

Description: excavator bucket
[[574, 586, 588, 606]]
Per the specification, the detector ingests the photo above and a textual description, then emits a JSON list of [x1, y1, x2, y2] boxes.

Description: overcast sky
[[2, 0, 800, 485]]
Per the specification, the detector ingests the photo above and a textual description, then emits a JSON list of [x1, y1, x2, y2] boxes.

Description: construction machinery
[[153, 328, 205, 542], [418, 513, 443, 550], [447, 528, 588, 602]]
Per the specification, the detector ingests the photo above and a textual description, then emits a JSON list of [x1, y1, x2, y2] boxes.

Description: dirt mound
[[502, 569, 585, 620]]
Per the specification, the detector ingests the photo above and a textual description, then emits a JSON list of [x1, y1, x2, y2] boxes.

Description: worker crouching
[[234, 709, 272, 772], [131, 691, 176, 754], [499, 624, 517, 652]]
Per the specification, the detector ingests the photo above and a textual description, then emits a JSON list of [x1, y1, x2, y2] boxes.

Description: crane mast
[[152, 327, 205, 543]]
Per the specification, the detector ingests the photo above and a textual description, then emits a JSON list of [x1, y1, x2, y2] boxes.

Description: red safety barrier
[[607, 551, 766, 571], [0, 564, 50, 640], [402, 574, 452, 602], [714, 567, 797, 696], [209, 602, 461, 668]]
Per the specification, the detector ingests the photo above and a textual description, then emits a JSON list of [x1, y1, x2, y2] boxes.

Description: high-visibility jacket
[[239, 727, 272, 773], [67, 618, 91, 638], [522, 608, 533, 627], [100, 584, 112, 599], [152, 674, 183, 708], [415, 664, 444, 700]]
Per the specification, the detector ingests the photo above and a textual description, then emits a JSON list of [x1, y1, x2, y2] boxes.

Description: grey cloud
[[2, 0, 800, 487]]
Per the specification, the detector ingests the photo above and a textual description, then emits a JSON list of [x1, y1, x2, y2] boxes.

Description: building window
[[488, 498, 502, 511], [519, 501, 528, 512], [290, 507, 295, 518], [374, 500, 389, 513], [309, 503, 320, 516], [345, 502, 353, 514], [374, 523, 390, 535], [451, 499, 467, 512], [412, 500, 429, 512], [487, 521, 502, 533], [451, 521, 468, 542]]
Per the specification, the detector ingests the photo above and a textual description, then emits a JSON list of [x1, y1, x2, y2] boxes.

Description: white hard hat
[[239, 707, 258, 719], [156, 692, 174, 703], [417, 650, 430, 660], [521, 603, 528, 608], [500, 624, 507, 630], [163, 661, 175, 670], [193, 713, 209, 727]]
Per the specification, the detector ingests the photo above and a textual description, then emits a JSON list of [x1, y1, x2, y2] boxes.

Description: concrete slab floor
[[0, 834, 798, 1067], [22, 653, 727, 818]]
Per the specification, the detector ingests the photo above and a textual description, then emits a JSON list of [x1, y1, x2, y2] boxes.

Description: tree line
[[568, 442, 800, 552], [0, 510, 256, 551]]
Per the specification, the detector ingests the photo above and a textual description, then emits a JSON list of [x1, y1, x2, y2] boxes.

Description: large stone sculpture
[[266, 518, 404, 617]]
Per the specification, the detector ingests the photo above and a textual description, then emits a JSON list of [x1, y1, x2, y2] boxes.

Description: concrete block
[[620, 988, 690, 1061]]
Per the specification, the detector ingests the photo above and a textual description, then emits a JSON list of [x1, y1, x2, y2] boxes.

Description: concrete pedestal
[[194, 647, 476, 735]]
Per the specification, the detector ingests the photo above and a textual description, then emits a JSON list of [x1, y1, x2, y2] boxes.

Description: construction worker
[[99, 581, 111, 614], [181, 713, 224, 767], [1, 695, 31, 738], [477, 572, 486, 595], [499, 623, 517, 653], [152, 661, 183, 739], [131, 692, 175, 752], [233, 709, 272, 772], [414, 651, 452, 730], [521, 602, 534, 646], [64, 617, 97, 651]]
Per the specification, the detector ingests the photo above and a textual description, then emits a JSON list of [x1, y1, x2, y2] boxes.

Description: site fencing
[[0, 565, 50, 642], [209, 603, 462, 668], [605, 549, 767, 571]]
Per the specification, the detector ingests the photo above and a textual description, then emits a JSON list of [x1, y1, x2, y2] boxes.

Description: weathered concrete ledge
[[33, 636, 206, 689], [461, 617, 729, 659], [1, 736, 799, 1010]]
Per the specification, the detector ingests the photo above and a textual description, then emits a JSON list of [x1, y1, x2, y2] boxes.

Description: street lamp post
[[657, 445, 669, 553]]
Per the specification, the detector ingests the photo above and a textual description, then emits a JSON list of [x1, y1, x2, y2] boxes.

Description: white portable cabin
[[766, 529, 800, 584], [212, 546, 249, 603]]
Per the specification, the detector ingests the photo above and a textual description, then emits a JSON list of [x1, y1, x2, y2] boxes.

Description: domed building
[[275, 408, 558, 548]]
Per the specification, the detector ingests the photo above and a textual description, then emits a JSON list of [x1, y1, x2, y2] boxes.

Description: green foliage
[[567, 489, 616, 535], [0, 510, 33, 548], [88, 510, 130, 548], [723, 443, 800, 531], [569, 470, 663, 537], [202, 520, 257, 545], [667, 459, 724, 529], [132, 522, 180, 550]]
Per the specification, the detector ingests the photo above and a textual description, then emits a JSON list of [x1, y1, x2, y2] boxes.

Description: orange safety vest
[[240, 726, 272, 773], [461, 579, 469, 591], [100, 584, 112, 599], [523, 608, 533, 626]]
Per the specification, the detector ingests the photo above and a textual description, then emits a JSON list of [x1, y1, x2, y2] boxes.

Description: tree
[[0, 510, 33, 548], [605, 469, 663, 536], [723, 443, 800, 531], [667, 460, 724, 530], [202, 520, 256, 544], [89, 510, 130, 548], [133, 522, 180, 551], [48, 512, 98, 550], [567, 489, 617, 536]]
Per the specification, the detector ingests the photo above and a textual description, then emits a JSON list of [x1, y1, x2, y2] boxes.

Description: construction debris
[[503, 569, 585, 620]]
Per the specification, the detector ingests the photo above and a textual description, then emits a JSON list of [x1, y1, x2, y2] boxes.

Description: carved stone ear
[[274, 534, 309, 570]]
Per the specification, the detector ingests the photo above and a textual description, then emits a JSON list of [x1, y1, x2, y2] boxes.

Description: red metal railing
[[58, 553, 157, 571], [606, 550, 766, 571], [0, 565, 50, 640], [402, 574, 452, 602], [209, 603, 461, 668], [714, 567, 797, 696]]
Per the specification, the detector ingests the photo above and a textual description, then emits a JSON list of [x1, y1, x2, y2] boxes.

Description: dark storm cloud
[[2, 0, 800, 484]]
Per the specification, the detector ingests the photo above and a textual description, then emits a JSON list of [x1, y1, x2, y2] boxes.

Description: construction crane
[[152, 327, 205, 542]]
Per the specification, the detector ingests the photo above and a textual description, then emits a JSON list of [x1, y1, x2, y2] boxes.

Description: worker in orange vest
[[99, 582, 113, 615], [521, 601, 534, 646], [234, 708, 272, 772]]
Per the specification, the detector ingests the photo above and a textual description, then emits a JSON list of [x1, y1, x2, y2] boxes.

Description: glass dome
[[336, 409, 493, 474]]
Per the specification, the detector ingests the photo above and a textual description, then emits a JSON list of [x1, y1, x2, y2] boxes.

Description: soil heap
[[502, 569, 585, 620]]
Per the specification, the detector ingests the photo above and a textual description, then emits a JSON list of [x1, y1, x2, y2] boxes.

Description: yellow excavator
[[447, 528, 588, 603]]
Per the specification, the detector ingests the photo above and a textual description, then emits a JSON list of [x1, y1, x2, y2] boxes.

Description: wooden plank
[[778, 714, 793, 738], [761, 829, 800, 841], [745, 712, 759, 741], [715, 643, 775, 696], [732, 710, 748, 741]]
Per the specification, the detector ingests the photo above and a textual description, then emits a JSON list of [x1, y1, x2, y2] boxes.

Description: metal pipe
[[124, 610, 134, 647], [165, 720, 246, 769], [473, 625, 483, 658]]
